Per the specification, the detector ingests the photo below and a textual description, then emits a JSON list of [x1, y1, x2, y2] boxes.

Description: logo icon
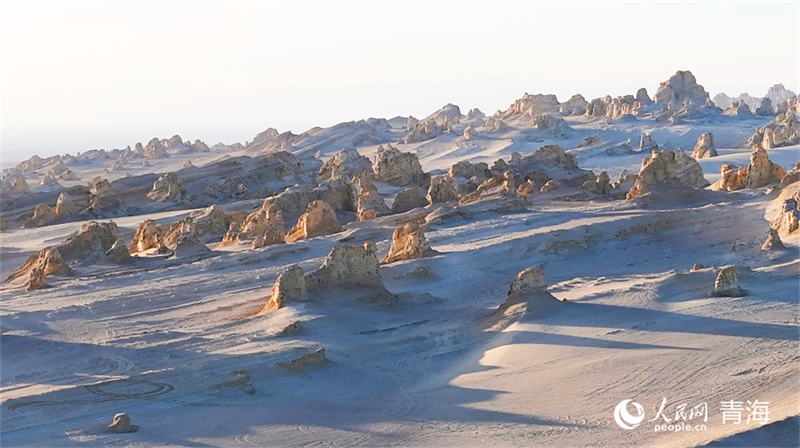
[[614, 399, 645, 430]]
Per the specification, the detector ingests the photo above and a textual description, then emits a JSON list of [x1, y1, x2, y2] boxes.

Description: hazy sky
[[2, 1, 799, 162]]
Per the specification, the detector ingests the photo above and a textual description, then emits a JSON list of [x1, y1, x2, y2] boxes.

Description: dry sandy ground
[[1, 166, 798, 446]]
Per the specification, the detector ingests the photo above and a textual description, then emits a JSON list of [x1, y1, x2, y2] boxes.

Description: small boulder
[[108, 413, 138, 433], [711, 265, 744, 297]]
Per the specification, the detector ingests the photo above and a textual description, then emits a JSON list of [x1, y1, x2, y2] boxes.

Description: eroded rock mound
[[105, 239, 131, 263], [285, 200, 342, 242], [318, 148, 372, 182], [129, 219, 163, 253], [306, 243, 382, 288], [59, 221, 120, 261], [497, 265, 561, 313], [147, 173, 187, 202], [638, 132, 658, 153], [559, 94, 588, 116], [457, 125, 478, 142], [747, 110, 800, 149], [24, 204, 56, 228], [262, 265, 307, 311], [162, 205, 233, 249], [356, 178, 390, 221], [460, 172, 519, 205], [745, 147, 787, 189], [373, 144, 429, 187], [6, 248, 72, 291], [54, 192, 78, 218], [761, 228, 785, 251], [427, 175, 460, 204], [691, 132, 717, 159], [581, 171, 611, 195], [278, 348, 328, 370], [723, 100, 752, 117], [770, 189, 800, 236], [626, 148, 710, 199], [711, 265, 744, 297], [89, 179, 123, 215], [531, 113, 572, 137], [391, 187, 428, 214], [382, 221, 432, 264]]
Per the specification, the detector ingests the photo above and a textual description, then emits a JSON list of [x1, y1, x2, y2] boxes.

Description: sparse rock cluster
[[711, 147, 786, 191], [747, 110, 800, 149]]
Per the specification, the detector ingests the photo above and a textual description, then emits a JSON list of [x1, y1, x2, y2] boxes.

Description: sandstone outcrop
[[653, 70, 716, 108], [356, 180, 390, 221], [747, 110, 800, 149], [636, 88, 653, 104], [318, 148, 372, 182], [58, 221, 120, 261], [401, 119, 441, 144], [24, 204, 57, 228], [54, 192, 78, 218], [305, 243, 382, 288], [262, 265, 307, 311], [129, 219, 163, 253], [162, 205, 233, 248], [144, 138, 169, 159], [373, 145, 429, 187], [240, 202, 287, 243], [172, 232, 211, 257], [516, 180, 537, 197], [746, 147, 787, 189], [638, 132, 658, 152], [285, 200, 342, 243], [712, 164, 747, 192], [770, 189, 800, 236], [691, 132, 717, 158], [9, 174, 29, 194], [391, 187, 429, 214], [457, 125, 477, 142], [755, 98, 774, 117], [460, 172, 518, 205], [711, 265, 744, 297], [506, 145, 594, 187], [89, 179, 122, 215], [559, 94, 588, 116], [382, 221, 432, 264], [501, 93, 560, 118], [484, 117, 508, 131], [105, 239, 131, 263], [581, 171, 611, 195], [723, 100, 752, 117], [781, 161, 800, 187], [761, 228, 786, 251], [531, 113, 571, 137], [427, 175, 460, 204], [497, 265, 561, 313], [626, 148, 710, 199], [147, 173, 187, 202], [585, 95, 642, 120], [6, 248, 72, 291]]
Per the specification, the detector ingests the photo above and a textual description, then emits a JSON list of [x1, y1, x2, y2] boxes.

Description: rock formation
[[318, 148, 372, 182], [457, 125, 478, 142], [172, 232, 211, 257], [460, 172, 519, 205], [636, 88, 653, 104], [723, 100, 753, 117], [262, 265, 307, 311], [373, 145, 429, 187], [105, 239, 131, 263], [559, 94, 588, 115], [770, 190, 800, 236], [162, 205, 233, 249], [58, 221, 120, 261], [691, 132, 717, 158], [531, 113, 572, 137], [147, 173, 187, 202], [427, 175, 460, 204], [89, 179, 122, 215], [540, 179, 560, 192], [23, 204, 56, 228], [382, 221, 432, 264], [626, 148, 710, 199], [285, 200, 342, 243], [356, 179, 390, 221], [506, 145, 594, 187], [761, 228, 785, 251], [516, 180, 537, 197], [391, 187, 429, 214], [638, 132, 658, 152], [781, 161, 800, 187], [581, 171, 611, 195], [305, 243, 382, 288], [484, 117, 508, 131], [108, 413, 138, 433], [745, 147, 787, 189], [501, 93, 560, 118], [585, 95, 642, 120], [144, 138, 169, 159], [6, 248, 72, 291], [129, 219, 163, 253], [713, 164, 748, 191], [508, 265, 547, 296], [755, 98, 774, 117], [747, 110, 800, 149], [711, 265, 744, 297], [9, 174, 29, 194], [54, 192, 78, 218], [240, 202, 286, 245], [653, 70, 716, 108]]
